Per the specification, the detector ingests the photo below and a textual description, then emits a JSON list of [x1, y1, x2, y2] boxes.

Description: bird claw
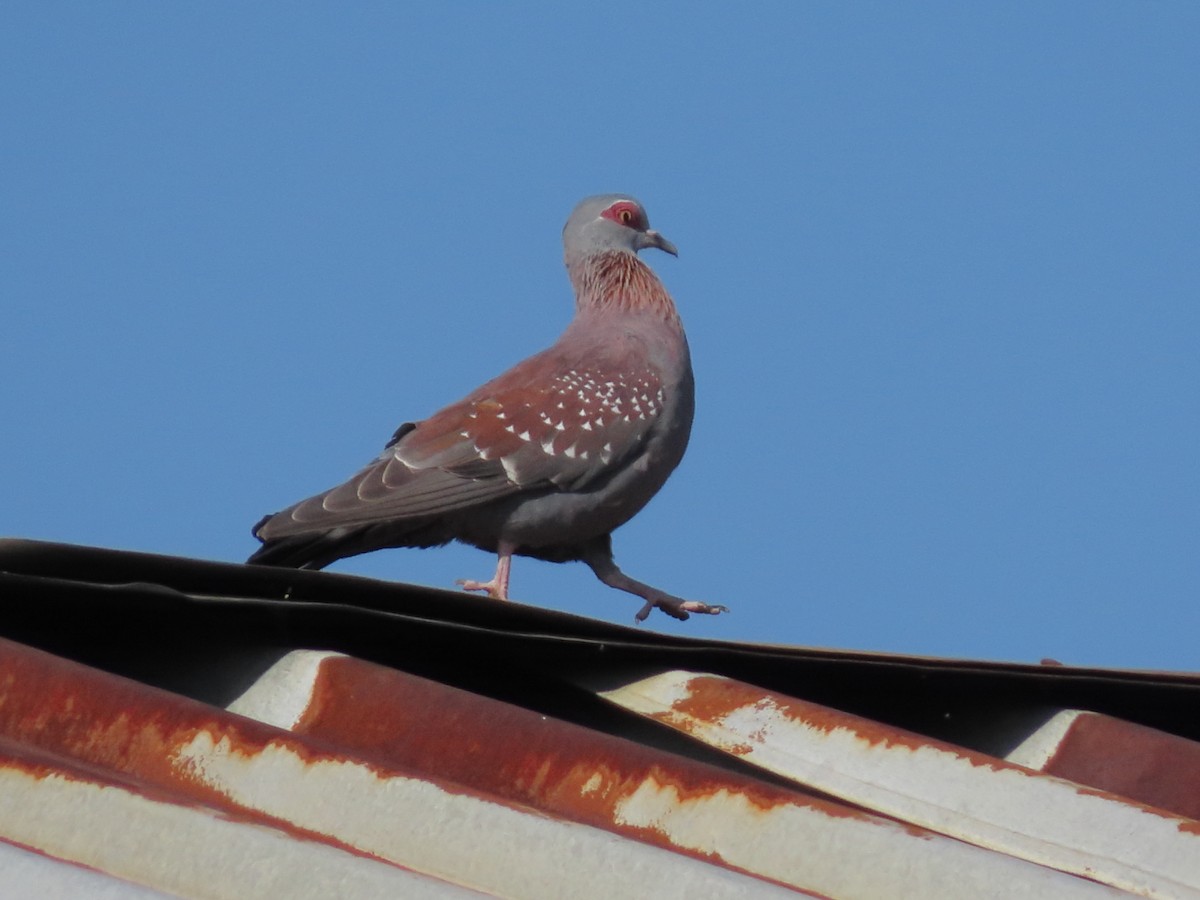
[[456, 577, 507, 600], [635, 597, 730, 623]]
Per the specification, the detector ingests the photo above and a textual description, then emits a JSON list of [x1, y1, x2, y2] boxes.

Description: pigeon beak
[[636, 229, 678, 257]]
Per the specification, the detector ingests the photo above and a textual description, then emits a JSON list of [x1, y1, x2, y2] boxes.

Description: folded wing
[[255, 349, 667, 541]]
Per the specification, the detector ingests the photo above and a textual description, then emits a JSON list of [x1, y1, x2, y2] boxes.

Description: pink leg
[[457, 543, 514, 600]]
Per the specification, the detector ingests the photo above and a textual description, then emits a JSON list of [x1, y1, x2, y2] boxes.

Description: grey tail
[[247, 514, 454, 570], [246, 514, 356, 570], [248, 534, 337, 569]]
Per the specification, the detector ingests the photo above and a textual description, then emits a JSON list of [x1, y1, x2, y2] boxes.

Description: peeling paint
[[228, 651, 1132, 900], [604, 670, 1200, 900], [0, 641, 797, 900], [1010, 709, 1200, 824]]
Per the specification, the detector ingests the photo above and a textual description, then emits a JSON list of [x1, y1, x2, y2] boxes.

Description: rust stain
[[0, 638, 506, 859], [290, 657, 858, 893], [661, 675, 1200, 843], [659, 675, 767, 726], [1042, 712, 1200, 822], [1179, 818, 1200, 836], [1068, 782, 1200, 835], [0, 640, 302, 790], [0, 740, 411, 874], [0, 738, 214, 809], [666, 675, 930, 749], [292, 657, 896, 843], [0, 744, 85, 784], [664, 674, 1023, 775], [0, 637, 953, 891]]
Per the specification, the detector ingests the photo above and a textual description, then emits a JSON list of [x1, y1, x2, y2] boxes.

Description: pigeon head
[[562, 194, 678, 267]]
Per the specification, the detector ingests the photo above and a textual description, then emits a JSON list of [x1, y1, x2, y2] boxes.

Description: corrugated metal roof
[[2, 538, 1198, 899]]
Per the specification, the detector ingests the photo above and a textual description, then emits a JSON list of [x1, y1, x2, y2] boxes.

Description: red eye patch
[[601, 201, 647, 230]]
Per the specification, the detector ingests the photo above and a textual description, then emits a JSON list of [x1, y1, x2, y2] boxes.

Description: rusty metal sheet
[[1006, 709, 1200, 820], [0, 638, 791, 900], [7, 539, 1200, 755], [0, 742, 479, 899], [227, 649, 1130, 900], [601, 670, 1200, 900]]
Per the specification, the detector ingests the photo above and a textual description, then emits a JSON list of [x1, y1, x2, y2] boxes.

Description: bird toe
[[634, 596, 728, 623]]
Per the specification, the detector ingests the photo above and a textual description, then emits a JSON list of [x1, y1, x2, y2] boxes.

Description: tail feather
[[247, 528, 352, 569], [247, 514, 457, 570]]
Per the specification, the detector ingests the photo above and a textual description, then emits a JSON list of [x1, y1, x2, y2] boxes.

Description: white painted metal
[[1005, 709, 1088, 769], [602, 671, 1200, 900], [229, 651, 1130, 900], [607, 768, 1130, 899], [0, 762, 485, 899], [170, 729, 797, 899], [0, 838, 176, 900], [227, 648, 335, 729]]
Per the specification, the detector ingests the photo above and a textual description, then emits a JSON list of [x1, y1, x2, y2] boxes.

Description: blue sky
[[3, 5, 1197, 668]]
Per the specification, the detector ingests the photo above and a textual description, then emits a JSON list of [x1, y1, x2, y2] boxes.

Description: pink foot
[[456, 546, 513, 600], [456, 576, 508, 600]]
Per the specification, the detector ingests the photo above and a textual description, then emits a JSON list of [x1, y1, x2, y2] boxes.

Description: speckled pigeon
[[248, 194, 727, 622]]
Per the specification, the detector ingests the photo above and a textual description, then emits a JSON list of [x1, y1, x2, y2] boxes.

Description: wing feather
[[258, 343, 672, 540]]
